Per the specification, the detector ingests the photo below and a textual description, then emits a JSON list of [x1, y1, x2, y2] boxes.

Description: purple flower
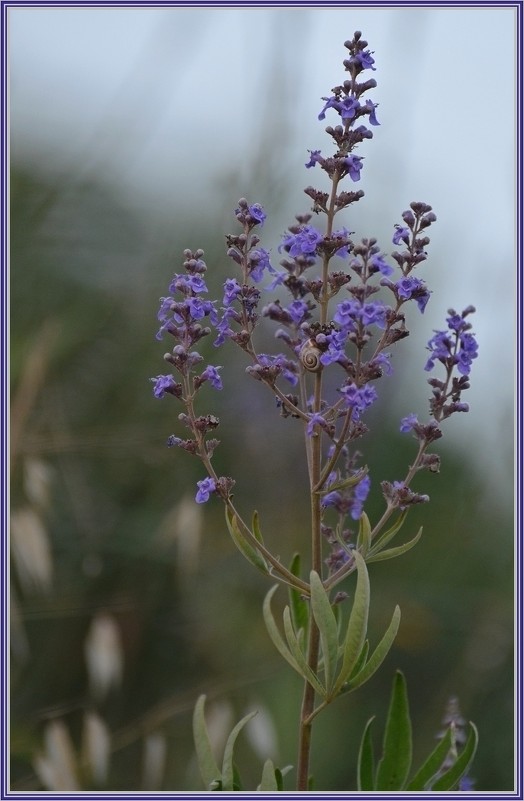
[[364, 99, 380, 125], [318, 94, 360, 121], [265, 270, 288, 291], [150, 374, 178, 399], [345, 154, 363, 182], [400, 413, 419, 433], [334, 299, 387, 330], [334, 299, 360, 329], [393, 225, 410, 246], [185, 297, 217, 323], [306, 412, 327, 437], [249, 248, 274, 282], [169, 273, 208, 294], [305, 149, 323, 168], [287, 300, 312, 326], [357, 50, 376, 71], [370, 253, 394, 276], [360, 301, 387, 328], [351, 474, 371, 519], [457, 332, 479, 375], [257, 353, 299, 385], [279, 225, 323, 258], [214, 307, 238, 347], [396, 276, 431, 313], [371, 352, 393, 376], [339, 383, 378, 419], [223, 278, 242, 306], [248, 203, 266, 226], [320, 329, 348, 366], [199, 365, 223, 390], [425, 316, 478, 377], [195, 477, 216, 504]]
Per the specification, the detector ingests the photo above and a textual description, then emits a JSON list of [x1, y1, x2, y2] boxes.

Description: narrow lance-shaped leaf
[[252, 510, 264, 544], [357, 716, 376, 791], [288, 553, 309, 633], [258, 759, 279, 791], [309, 570, 339, 694], [375, 670, 412, 790], [263, 585, 306, 679], [356, 513, 372, 557], [367, 528, 422, 563], [368, 509, 409, 554], [192, 695, 221, 789], [221, 710, 258, 791], [333, 550, 370, 696], [406, 726, 453, 791], [225, 507, 269, 575], [282, 606, 326, 698], [430, 722, 478, 791], [348, 605, 401, 692]]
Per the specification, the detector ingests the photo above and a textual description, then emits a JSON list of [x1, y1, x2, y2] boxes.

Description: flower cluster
[[150, 32, 477, 547], [150, 250, 238, 504]]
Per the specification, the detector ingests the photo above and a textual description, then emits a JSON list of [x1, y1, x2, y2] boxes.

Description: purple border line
[[1, 1, 522, 799], [515, 0, 524, 797], [0, 1, 522, 6], [2, 0, 7, 798]]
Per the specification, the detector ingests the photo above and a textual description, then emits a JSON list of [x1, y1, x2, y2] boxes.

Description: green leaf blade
[[367, 527, 422, 563], [375, 670, 412, 790], [357, 716, 376, 791], [288, 553, 309, 633], [356, 513, 372, 556], [406, 726, 453, 791], [221, 710, 258, 791], [348, 605, 401, 692], [258, 759, 279, 791], [263, 585, 305, 678], [225, 507, 269, 575], [282, 606, 326, 697], [192, 695, 222, 789], [309, 570, 339, 694], [430, 722, 478, 791], [333, 551, 370, 695]]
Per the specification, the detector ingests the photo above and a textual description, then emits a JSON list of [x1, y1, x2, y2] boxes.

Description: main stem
[[296, 178, 339, 789], [297, 376, 323, 790]]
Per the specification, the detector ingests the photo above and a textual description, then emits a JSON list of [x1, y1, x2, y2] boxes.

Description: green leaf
[[263, 585, 305, 678], [258, 759, 279, 790], [316, 466, 368, 495], [348, 606, 401, 691], [221, 709, 258, 791], [225, 507, 269, 575], [357, 716, 376, 791], [192, 695, 222, 789], [406, 726, 453, 790], [309, 571, 339, 694], [356, 513, 372, 556], [275, 765, 293, 790], [350, 640, 369, 679], [368, 509, 409, 554], [333, 551, 370, 695], [252, 510, 264, 544], [430, 722, 478, 791], [282, 606, 326, 697], [367, 527, 422, 563], [288, 553, 309, 633], [375, 670, 412, 790]]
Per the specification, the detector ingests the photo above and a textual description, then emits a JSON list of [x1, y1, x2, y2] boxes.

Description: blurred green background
[[9, 6, 514, 792]]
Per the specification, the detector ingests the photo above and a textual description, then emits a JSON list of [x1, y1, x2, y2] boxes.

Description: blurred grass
[[9, 162, 513, 791]]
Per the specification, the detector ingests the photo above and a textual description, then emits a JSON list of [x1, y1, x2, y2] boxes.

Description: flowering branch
[[150, 30, 478, 792]]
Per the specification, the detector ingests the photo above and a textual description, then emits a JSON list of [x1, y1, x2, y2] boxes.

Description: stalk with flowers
[[150, 32, 479, 791]]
